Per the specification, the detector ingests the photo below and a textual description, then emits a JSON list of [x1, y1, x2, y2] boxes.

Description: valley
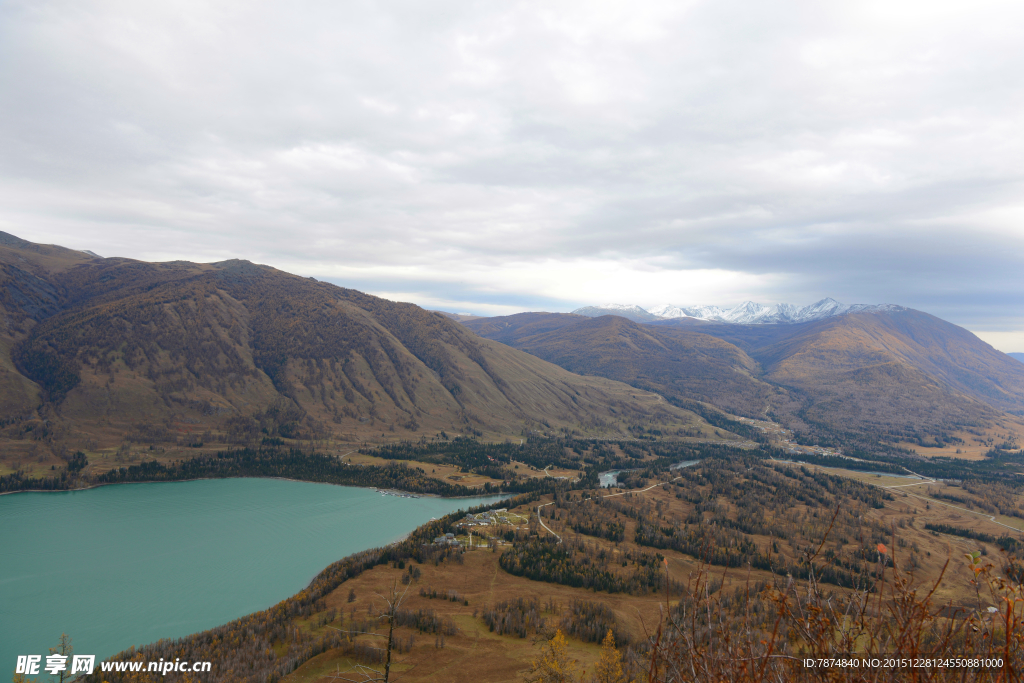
[[0, 232, 719, 486], [5, 0, 1024, 677], [80, 442, 1024, 683], [4, 231, 1024, 682]]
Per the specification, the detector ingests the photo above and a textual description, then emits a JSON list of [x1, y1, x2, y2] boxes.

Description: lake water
[[0, 478, 504, 671]]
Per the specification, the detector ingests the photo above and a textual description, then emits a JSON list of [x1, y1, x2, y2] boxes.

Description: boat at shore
[[377, 489, 421, 498]]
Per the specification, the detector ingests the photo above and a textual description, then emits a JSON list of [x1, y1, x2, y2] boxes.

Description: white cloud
[[971, 331, 1024, 355], [311, 258, 780, 310], [0, 0, 1021, 334]]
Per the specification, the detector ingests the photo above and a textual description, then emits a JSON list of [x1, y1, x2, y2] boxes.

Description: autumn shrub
[[641, 532, 1024, 681]]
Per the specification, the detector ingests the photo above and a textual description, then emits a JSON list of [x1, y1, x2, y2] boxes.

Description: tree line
[[499, 535, 666, 595]]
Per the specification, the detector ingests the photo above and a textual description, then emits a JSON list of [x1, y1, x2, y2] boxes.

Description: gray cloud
[[1, 0, 1022, 346]]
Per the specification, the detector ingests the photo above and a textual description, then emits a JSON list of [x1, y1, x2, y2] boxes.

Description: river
[[0, 478, 504, 671], [599, 459, 701, 487]]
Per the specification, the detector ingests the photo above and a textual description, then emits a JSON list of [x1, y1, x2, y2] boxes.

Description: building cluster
[[457, 508, 507, 528], [431, 508, 518, 546], [431, 532, 458, 546]]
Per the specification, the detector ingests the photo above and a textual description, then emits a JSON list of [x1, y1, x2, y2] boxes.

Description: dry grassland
[[343, 451, 508, 489], [285, 552, 620, 683], [896, 415, 1024, 460], [278, 458, 1024, 683]]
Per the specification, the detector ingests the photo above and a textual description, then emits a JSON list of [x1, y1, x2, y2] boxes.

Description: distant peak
[[595, 303, 649, 312], [576, 299, 902, 325], [570, 304, 659, 323], [0, 230, 31, 248]]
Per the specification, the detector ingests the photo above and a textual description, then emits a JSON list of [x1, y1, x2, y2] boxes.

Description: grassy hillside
[[0, 234, 719, 471], [463, 313, 775, 420], [0, 232, 98, 418], [740, 310, 1024, 413], [84, 442, 1024, 683], [462, 312, 586, 346], [657, 311, 1024, 443], [467, 308, 1024, 449]]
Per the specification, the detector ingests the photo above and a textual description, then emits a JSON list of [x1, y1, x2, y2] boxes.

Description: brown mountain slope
[[654, 310, 1024, 441], [466, 308, 1024, 445], [462, 312, 587, 345], [0, 236, 709, 458], [462, 313, 774, 418], [0, 232, 101, 417], [764, 310, 1024, 413]]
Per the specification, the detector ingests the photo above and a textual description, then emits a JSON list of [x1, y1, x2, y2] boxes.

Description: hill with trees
[[0, 232, 711, 463], [655, 310, 1024, 443], [462, 307, 1024, 450], [82, 443, 1024, 683], [465, 313, 773, 419]]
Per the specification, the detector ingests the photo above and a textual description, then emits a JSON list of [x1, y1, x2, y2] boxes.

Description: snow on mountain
[[677, 304, 728, 320], [572, 298, 903, 325], [646, 304, 691, 318], [596, 303, 650, 313]]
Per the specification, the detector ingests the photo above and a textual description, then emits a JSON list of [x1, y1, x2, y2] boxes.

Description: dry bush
[[636, 512, 1024, 682], [527, 506, 1024, 682]]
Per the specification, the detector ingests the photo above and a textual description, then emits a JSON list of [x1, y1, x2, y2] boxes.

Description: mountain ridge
[[463, 307, 1024, 447], [463, 313, 773, 419], [574, 298, 904, 325], [0, 233, 713, 461]]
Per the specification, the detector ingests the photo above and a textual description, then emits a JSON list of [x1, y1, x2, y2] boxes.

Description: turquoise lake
[[0, 478, 504, 673]]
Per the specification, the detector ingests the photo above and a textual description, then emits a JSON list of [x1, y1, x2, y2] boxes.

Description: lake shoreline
[[0, 474, 511, 500], [0, 477, 507, 668]]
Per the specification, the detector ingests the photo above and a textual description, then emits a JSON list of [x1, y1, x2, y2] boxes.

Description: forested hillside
[[0, 233, 711, 463], [81, 440, 1024, 683], [464, 314, 773, 418], [657, 311, 1024, 443], [463, 307, 1024, 450]]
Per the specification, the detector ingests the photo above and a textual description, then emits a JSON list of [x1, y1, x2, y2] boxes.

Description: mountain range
[[463, 312, 772, 420], [464, 305, 1024, 449], [573, 298, 902, 325], [3, 230, 1021, 460], [0, 232, 708, 459]]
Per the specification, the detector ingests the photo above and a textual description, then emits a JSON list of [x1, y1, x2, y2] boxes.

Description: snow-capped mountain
[[646, 304, 690, 318], [572, 298, 904, 324]]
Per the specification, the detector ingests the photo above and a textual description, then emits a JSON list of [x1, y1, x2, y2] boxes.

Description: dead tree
[[328, 580, 409, 683]]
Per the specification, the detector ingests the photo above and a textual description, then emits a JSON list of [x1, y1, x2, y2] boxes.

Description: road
[[535, 476, 685, 543]]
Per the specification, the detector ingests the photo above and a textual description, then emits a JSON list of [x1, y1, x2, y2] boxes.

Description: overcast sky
[[1, 0, 1022, 350]]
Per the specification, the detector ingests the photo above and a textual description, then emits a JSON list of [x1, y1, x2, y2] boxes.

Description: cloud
[[1, 0, 1022, 346], [974, 331, 1024, 355]]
